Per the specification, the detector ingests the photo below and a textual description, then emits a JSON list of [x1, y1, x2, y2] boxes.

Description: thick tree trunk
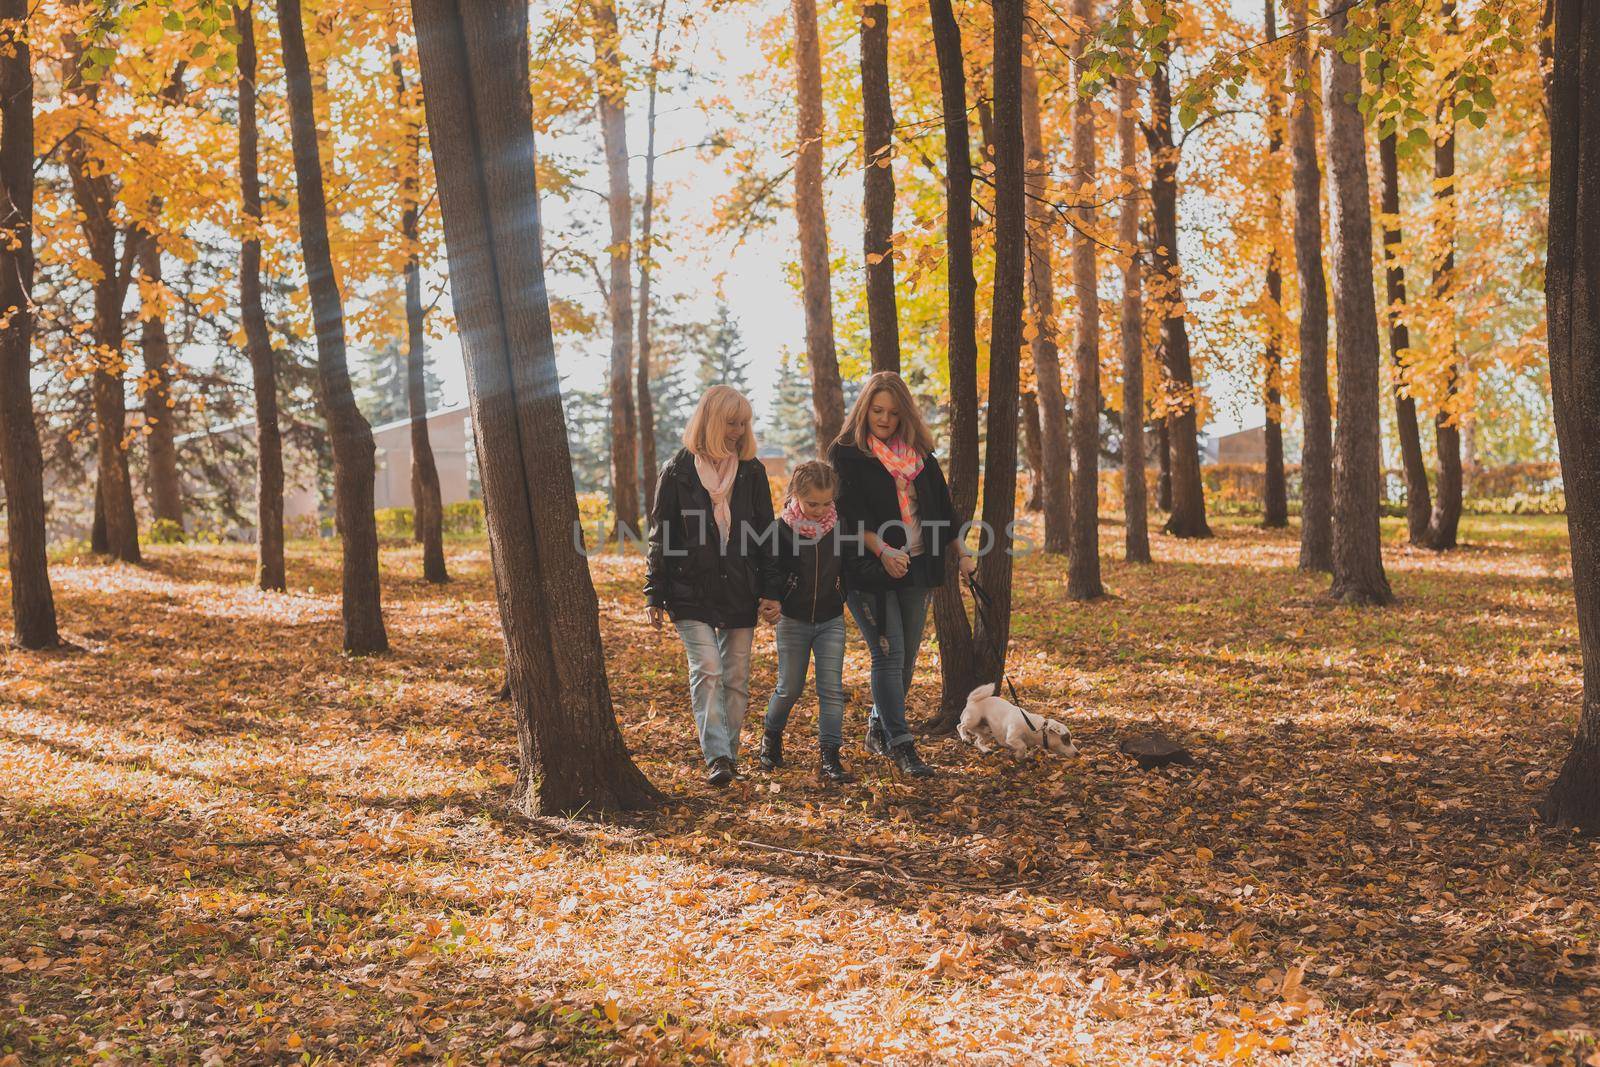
[[1020, 391, 1044, 512], [926, 0, 981, 731], [1539, 0, 1600, 832], [791, 0, 846, 450], [394, 51, 447, 583], [1289, 0, 1333, 571], [637, 0, 666, 500], [1021, 28, 1071, 553], [1379, 129, 1431, 545], [1157, 416, 1172, 512], [411, 0, 660, 813], [1117, 75, 1151, 563], [236, 2, 285, 592], [975, 0, 1026, 686], [1323, 0, 1393, 605], [139, 240, 184, 530], [1261, 0, 1288, 529], [1427, 61, 1463, 552], [0, 2, 58, 648], [860, 0, 901, 374], [591, 0, 640, 541], [1148, 55, 1210, 539], [1066, 0, 1102, 598], [278, 0, 388, 652]]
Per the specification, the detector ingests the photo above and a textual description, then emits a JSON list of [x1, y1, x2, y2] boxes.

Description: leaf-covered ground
[[2, 515, 1596, 1065]]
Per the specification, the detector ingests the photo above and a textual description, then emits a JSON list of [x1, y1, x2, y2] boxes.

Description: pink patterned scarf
[[868, 435, 925, 531], [781, 497, 837, 540]]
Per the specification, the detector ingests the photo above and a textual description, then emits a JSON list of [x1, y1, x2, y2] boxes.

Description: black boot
[[890, 741, 935, 778], [707, 756, 735, 787], [759, 730, 784, 771], [819, 744, 854, 784]]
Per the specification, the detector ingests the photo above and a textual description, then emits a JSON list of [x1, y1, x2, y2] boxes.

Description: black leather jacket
[[769, 518, 846, 623], [829, 441, 957, 592], [644, 449, 778, 629]]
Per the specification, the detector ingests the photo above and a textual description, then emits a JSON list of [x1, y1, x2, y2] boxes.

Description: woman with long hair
[[830, 372, 975, 777], [645, 385, 781, 787]]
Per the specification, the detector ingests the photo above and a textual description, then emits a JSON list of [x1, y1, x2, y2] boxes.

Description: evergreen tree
[[766, 349, 817, 458]]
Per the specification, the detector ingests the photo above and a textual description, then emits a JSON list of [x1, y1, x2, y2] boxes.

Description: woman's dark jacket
[[645, 448, 778, 629], [769, 518, 846, 623], [828, 441, 957, 592]]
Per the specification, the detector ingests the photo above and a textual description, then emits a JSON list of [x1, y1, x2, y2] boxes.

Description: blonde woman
[[830, 372, 975, 779], [645, 385, 781, 787]]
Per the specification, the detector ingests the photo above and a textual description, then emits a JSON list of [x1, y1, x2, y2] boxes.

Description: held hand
[[759, 599, 782, 624], [647, 606, 665, 630], [880, 547, 911, 579], [959, 553, 977, 578]]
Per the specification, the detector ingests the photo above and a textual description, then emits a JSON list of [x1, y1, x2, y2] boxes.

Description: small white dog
[[957, 683, 1079, 758]]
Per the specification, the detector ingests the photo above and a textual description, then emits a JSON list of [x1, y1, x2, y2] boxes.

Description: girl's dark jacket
[[828, 441, 958, 592], [769, 517, 847, 623], [645, 448, 778, 629]]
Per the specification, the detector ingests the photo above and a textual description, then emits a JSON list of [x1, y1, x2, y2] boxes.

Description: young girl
[[645, 385, 781, 787], [830, 372, 976, 779], [758, 460, 853, 784]]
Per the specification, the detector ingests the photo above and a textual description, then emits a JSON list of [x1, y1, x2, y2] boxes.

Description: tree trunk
[[1117, 75, 1151, 563], [591, 0, 640, 542], [0, 1, 58, 648], [791, 0, 846, 450], [1323, 0, 1393, 606], [1021, 27, 1071, 553], [1378, 129, 1431, 545], [1288, 0, 1332, 570], [1539, 0, 1600, 832], [1021, 391, 1044, 511], [278, 0, 388, 652], [925, 0, 981, 732], [1157, 416, 1172, 512], [1261, 0, 1288, 529], [411, 0, 661, 814], [1426, 31, 1463, 552], [1066, 0, 1103, 598], [975, 0, 1026, 686], [637, 0, 666, 500], [235, 2, 286, 592], [394, 50, 448, 583], [860, 0, 901, 374], [1148, 53, 1210, 539], [139, 240, 184, 530]]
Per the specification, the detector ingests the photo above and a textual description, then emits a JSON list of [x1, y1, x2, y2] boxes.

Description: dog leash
[[964, 574, 1042, 733]]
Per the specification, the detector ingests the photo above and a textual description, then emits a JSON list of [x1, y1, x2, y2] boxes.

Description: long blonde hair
[[683, 384, 758, 461], [835, 371, 936, 455]]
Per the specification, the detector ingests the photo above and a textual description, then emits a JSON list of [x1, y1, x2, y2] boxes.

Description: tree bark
[[1261, 0, 1288, 529], [1020, 391, 1044, 511], [591, 0, 640, 541], [1157, 415, 1172, 512], [236, 2, 286, 592], [394, 50, 448, 583], [1323, 0, 1393, 605], [411, 0, 660, 813], [139, 240, 184, 530], [1378, 129, 1431, 545], [1539, 0, 1600, 832], [1021, 26, 1071, 553], [1147, 52, 1210, 539], [278, 0, 388, 652], [860, 0, 901, 374], [791, 0, 846, 450], [1426, 20, 1463, 552], [975, 0, 1026, 686], [637, 0, 666, 500], [925, 0, 981, 731], [1066, 0, 1103, 598], [1117, 75, 1150, 563], [0, 1, 59, 648]]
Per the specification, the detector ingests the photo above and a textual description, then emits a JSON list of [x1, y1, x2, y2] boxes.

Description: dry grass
[[2, 514, 1596, 1065]]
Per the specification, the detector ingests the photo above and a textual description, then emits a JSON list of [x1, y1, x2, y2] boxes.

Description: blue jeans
[[763, 615, 847, 748], [674, 621, 754, 766], [846, 586, 930, 750]]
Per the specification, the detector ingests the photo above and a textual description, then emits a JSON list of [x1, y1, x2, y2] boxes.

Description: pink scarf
[[781, 497, 837, 540], [868, 435, 925, 531], [694, 452, 738, 548]]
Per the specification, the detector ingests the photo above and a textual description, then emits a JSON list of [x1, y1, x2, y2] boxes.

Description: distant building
[[1213, 425, 1268, 465], [370, 406, 474, 511]]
